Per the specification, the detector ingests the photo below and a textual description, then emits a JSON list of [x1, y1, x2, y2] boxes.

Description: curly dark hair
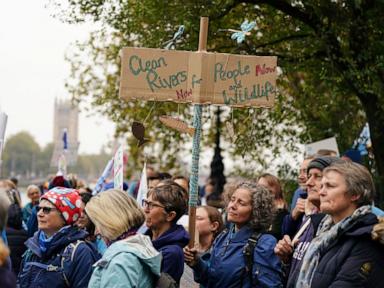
[[224, 181, 275, 231]]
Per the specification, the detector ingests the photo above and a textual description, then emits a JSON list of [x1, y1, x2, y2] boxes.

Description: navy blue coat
[[146, 224, 190, 283], [6, 226, 28, 274], [311, 213, 384, 288], [18, 227, 99, 288], [193, 225, 282, 288], [0, 265, 16, 288]]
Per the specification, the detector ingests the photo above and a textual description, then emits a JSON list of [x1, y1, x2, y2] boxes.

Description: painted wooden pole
[[188, 17, 208, 248]]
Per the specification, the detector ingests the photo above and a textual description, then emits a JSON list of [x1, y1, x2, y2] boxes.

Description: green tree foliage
[[2, 132, 41, 178], [49, 1, 384, 193], [1, 132, 112, 183]]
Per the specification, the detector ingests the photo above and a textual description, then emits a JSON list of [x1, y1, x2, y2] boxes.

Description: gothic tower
[[50, 99, 79, 167]]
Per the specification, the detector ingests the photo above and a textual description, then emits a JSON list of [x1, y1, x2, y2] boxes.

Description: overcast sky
[[0, 0, 115, 154]]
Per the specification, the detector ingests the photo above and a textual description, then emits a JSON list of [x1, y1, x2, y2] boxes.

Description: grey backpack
[[155, 272, 178, 288]]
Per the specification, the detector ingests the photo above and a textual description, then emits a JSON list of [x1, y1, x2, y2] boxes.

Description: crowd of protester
[[0, 150, 384, 287]]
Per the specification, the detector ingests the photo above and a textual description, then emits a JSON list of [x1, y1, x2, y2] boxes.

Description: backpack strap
[[241, 231, 262, 287], [60, 240, 85, 287], [24, 261, 62, 272], [22, 248, 34, 263]]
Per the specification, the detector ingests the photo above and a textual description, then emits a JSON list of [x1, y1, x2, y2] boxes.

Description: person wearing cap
[[275, 156, 342, 287], [18, 187, 99, 288]]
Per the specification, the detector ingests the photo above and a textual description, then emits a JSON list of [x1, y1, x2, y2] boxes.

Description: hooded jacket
[[88, 233, 161, 288], [146, 223, 190, 283], [193, 224, 282, 288], [18, 226, 99, 288], [310, 213, 384, 288]]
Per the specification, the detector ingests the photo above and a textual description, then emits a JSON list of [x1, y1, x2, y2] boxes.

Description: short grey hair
[[27, 184, 40, 194], [323, 162, 375, 207], [0, 188, 11, 230], [224, 181, 275, 231]]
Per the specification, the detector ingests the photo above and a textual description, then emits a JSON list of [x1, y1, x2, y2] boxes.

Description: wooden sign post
[[119, 17, 277, 247]]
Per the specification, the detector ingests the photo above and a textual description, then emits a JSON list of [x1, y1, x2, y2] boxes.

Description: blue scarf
[[38, 226, 71, 253], [38, 231, 54, 253]]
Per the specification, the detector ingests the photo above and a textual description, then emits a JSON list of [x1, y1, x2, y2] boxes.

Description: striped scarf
[[295, 205, 371, 288]]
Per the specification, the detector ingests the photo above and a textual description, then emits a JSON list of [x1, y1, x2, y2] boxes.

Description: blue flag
[[353, 123, 370, 156], [62, 129, 68, 151]]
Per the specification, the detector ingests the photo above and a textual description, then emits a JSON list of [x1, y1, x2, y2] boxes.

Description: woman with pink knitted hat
[[18, 187, 100, 288]]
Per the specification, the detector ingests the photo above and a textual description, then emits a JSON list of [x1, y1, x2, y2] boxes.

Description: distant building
[[50, 99, 79, 167]]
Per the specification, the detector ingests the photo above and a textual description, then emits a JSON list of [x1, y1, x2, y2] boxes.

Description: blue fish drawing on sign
[[230, 20, 256, 44]]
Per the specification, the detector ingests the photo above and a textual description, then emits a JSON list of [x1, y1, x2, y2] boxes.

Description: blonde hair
[[372, 217, 384, 244], [85, 189, 145, 241], [0, 189, 10, 230]]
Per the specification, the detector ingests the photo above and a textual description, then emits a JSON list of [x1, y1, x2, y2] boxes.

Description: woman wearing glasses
[[143, 182, 190, 284], [85, 189, 162, 288], [18, 187, 99, 288], [184, 182, 282, 287]]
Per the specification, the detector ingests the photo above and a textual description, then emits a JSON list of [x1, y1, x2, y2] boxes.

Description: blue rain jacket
[[88, 234, 161, 288], [193, 224, 282, 288], [18, 226, 99, 288]]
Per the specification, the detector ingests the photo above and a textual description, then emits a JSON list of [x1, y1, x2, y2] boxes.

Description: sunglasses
[[36, 205, 58, 215]]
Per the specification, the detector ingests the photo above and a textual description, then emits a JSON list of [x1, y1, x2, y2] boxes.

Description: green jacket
[[88, 234, 161, 288]]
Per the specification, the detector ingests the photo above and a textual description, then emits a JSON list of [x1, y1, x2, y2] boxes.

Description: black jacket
[[6, 227, 28, 274], [0, 266, 16, 288], [311, 213, 384, 288]]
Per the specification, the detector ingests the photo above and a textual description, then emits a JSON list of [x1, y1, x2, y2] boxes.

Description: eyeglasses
[[36, 206, 58, 215], [142, 199, 166, 210]]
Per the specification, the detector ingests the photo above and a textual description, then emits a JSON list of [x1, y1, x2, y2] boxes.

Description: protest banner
[[92, 158, 114, 195], [113, 145, 124, 190], [305, 137, 339, 157], [120, 50, 276, 108], [136, 162, 148, 207]]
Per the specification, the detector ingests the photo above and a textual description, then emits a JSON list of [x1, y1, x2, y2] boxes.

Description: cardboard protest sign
[[120, 47, 277, 107], [305, 137, 339, 156], [113, 145, 124, 190]]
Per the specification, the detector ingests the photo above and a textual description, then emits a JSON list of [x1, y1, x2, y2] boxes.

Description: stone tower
[[51, 99, 79, 167]]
